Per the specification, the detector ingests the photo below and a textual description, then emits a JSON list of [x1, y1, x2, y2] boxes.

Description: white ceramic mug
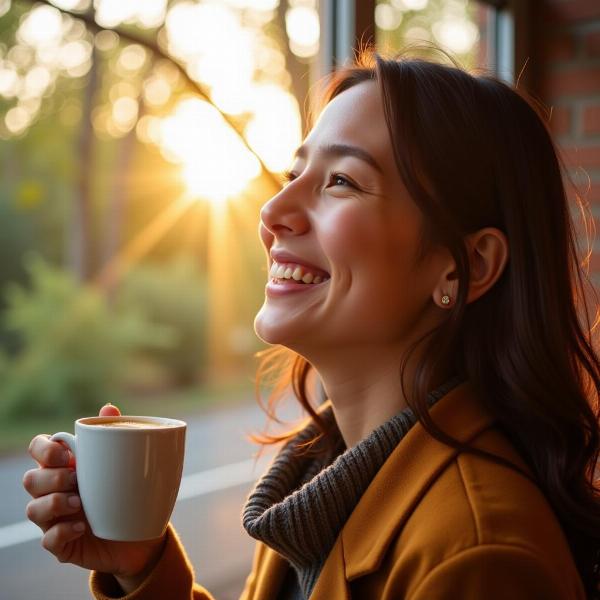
[[50, 415, 186, 542]]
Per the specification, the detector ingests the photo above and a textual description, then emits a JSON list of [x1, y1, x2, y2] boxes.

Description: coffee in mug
[[92, 419, 175, 429], [50, 415, 186, 541]]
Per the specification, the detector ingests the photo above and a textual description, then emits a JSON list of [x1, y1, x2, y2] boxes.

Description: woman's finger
[[23, 467, 77, 499], [28, 435, 70, 468], [41, 520, 86, 562], [26, 492, 83, 526], [99, 403, 121, 417]]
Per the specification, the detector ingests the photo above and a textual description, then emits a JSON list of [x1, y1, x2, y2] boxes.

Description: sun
[[156, 98, 260, 205]]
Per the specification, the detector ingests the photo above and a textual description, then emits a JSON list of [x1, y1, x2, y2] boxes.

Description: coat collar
[[339, 379, 500, 580]]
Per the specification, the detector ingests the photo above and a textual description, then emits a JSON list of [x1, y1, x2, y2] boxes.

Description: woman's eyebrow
[[293, 143, 384, 175]]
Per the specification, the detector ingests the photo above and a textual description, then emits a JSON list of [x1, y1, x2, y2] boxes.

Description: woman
[[23, 48, 600, 599]]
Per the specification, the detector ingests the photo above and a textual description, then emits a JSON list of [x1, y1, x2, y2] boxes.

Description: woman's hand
[[23, 403, 167, 589]]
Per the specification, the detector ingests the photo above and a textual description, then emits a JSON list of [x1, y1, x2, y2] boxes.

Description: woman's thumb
[[99, 402, 121, 417]]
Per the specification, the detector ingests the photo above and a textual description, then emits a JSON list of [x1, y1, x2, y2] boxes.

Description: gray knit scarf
[[242, 374, 464, 599]]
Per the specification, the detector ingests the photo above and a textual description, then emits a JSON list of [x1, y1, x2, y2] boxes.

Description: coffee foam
[[93, 420, 173, 429]]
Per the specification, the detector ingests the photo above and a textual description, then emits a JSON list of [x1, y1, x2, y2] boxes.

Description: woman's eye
[[280, 170, 355, 189], [281, 170, 296, 185], [329, 173, 353, 188]]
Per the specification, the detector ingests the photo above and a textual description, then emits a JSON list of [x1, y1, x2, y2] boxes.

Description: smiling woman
[[23, 47, 600, 600]]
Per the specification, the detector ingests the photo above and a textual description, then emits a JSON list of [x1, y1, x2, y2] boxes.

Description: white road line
[[0, 456, 269, 550]]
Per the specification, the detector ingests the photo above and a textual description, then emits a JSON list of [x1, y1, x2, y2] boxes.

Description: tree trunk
[[276, 0, 309, 136], [69, 39, 98, 282]]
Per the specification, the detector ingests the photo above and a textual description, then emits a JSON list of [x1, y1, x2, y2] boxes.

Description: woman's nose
[[259, 187, 310, 237]]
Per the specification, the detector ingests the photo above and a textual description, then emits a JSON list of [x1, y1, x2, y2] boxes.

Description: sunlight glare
[[160, 98, 261, 203], [166, 2, 239, 60], [285, 6, 319, 57], [17, 5, 64, 48], [399, 0, 429, 9], [0, 0, 10, 19], [210, 80, 252, 116], [244, 84, 302, 173], [112, 96, 138, 130], [224, 0, 279, 9], [375, 4, 402, 31], [51, 0, 90, 10], [94, 0, 167, 29], [23, 66, 52, 97], [118, 44, 147, 72], [189, 28, 254, 90], [58, 40, 92, 70], [432, 17, 479, 54], [5, 106, 32, 134], [143, 76, 171, 106], [94, 29, 119, 52], [0, 66, 20, 98]]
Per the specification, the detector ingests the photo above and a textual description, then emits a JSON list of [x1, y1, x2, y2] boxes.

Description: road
[[0, 395, 304, 600]]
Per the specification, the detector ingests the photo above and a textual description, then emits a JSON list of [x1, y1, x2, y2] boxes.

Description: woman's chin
[[253, 313, 302, 348]]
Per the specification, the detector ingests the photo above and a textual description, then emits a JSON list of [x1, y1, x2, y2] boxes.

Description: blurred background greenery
[[0, 0, 486, 454]]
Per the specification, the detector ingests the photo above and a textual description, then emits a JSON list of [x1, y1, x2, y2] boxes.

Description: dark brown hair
[[250, 46, 600, 597]]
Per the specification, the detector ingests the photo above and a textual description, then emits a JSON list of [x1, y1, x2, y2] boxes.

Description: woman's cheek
[[319, 204, 378, 260]]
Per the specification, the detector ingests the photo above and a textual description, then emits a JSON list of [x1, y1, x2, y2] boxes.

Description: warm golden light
[[285, 6, 319, 57], [17, 5, 63, 48], [244, 83, 302, 173], [5, 105, 31, 134], [159, 98, 261, 204], [0, 65, 20, 98], [95, 0, 167, 29], [375, 3, 402, 31], [432, 17, 479, 54]]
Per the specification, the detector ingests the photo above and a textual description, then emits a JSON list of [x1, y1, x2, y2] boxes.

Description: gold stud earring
[[441, 294, 451, 305]]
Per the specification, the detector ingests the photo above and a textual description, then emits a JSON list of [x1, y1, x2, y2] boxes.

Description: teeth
[[269, 261, 329, 285]]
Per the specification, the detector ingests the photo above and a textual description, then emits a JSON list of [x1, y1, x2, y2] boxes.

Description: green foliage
[[116, 255, 209, 385], [0, 255, 174, 419]]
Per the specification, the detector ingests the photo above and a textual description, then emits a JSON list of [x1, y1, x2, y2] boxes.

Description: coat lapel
[[240, 542, 289, 600], [340, 380, 501, 581]]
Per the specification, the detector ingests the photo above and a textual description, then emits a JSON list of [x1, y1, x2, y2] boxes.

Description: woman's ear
[[464, 227, 509, 304], [434, 227, 509, 308]]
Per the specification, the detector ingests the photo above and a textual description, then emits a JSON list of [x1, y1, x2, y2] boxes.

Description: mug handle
[[50, 432, 77, 457]]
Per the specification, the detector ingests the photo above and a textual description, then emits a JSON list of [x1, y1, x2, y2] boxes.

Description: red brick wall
[[533, 1, 600, 282]]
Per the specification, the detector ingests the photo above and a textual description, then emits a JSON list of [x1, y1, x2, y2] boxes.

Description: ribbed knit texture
[[241, 373, 464, 600]]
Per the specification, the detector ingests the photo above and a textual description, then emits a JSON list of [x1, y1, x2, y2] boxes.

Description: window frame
[[312, 0, 529, 86]]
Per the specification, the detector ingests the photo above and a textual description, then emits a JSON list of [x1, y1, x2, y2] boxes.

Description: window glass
[[374, 0, 498, 72]]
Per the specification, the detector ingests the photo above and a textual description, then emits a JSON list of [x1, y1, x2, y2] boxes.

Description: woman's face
[[254, 80, 445, 357]]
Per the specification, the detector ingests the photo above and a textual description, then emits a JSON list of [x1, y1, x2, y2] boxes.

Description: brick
[[583, 105, 600, 135], [544, 0, 600, 23], [560, 144, 600, 169], [584, 31, 600, 58], [542, 67, 600, 98], [543, 31, 577, 62], [549, 105, 572, 135]]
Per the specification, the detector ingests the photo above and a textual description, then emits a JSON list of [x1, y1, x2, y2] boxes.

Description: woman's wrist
[[114, 534, 168, 595]]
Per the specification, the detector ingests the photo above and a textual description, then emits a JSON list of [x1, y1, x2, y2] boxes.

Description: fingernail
[[73, 522, 85, 532], [68, 495, 81, 508]]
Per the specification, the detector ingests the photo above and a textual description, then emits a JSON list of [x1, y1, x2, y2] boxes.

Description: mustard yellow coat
[[91, 380, 586, 599]]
